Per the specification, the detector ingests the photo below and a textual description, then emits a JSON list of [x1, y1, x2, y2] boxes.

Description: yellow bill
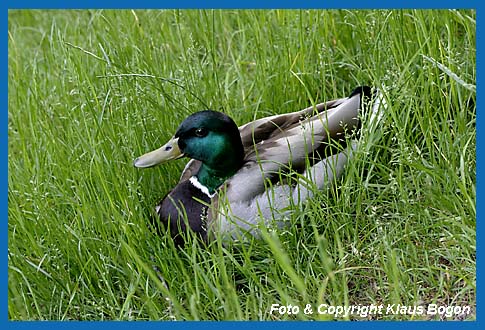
[[133, 136, 183, 168]]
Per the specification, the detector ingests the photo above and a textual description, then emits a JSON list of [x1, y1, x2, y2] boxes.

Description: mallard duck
[[134, 86, 382, 244]]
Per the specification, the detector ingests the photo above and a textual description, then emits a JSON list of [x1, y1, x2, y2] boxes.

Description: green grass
[[8, 9, 475, 320]]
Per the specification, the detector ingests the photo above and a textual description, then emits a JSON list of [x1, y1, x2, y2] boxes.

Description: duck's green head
[[134, 110, 244, 192]]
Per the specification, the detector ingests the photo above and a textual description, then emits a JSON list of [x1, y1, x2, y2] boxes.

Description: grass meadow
[[8, 10, 475, 320]]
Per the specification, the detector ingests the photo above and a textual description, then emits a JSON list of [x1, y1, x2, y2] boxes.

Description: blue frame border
[[4, 0, 479, 329], [5, 1, 480, 10]]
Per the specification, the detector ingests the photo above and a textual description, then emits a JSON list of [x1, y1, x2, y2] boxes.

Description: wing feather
[[224, 91, 363, 203]]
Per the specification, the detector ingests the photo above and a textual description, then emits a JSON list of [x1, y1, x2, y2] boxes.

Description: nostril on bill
[[165, 145, 172, 151]]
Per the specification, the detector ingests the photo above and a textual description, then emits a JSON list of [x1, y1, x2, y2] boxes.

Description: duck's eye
[[194, 127, 208, 137]]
